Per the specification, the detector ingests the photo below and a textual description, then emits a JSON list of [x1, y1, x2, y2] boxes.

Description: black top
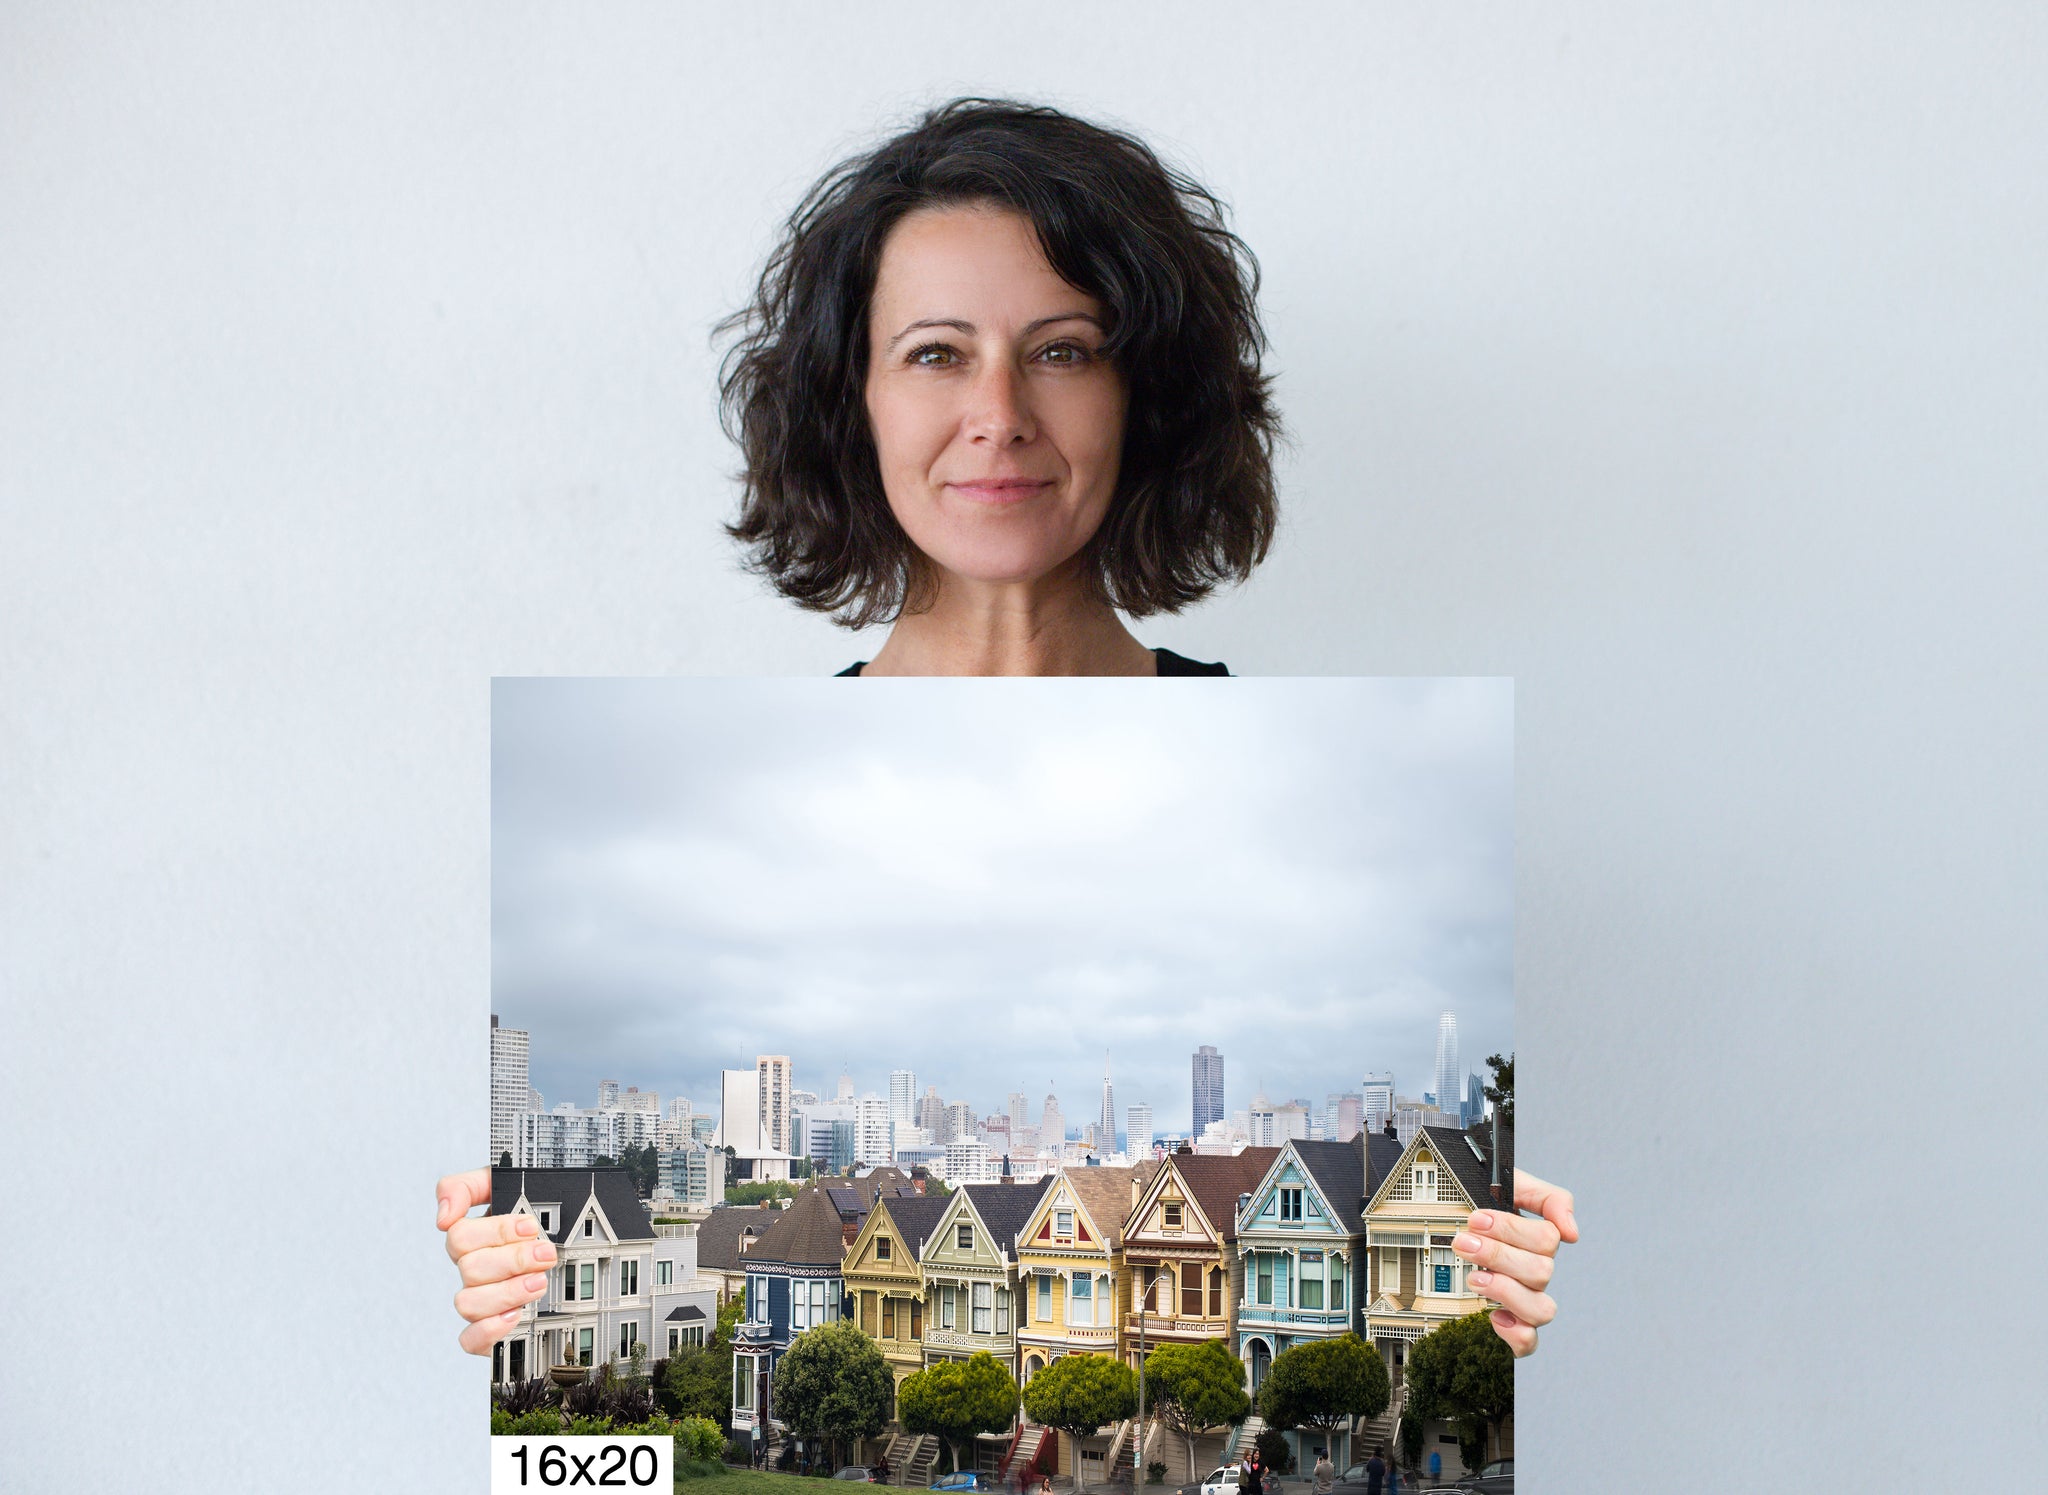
[[836, 647, 1227, 677]]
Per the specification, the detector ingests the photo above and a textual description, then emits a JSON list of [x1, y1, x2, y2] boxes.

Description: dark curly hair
[[719, 97, 1281, 629]]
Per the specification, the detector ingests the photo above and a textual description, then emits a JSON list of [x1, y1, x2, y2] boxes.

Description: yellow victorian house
[[843, 1192, 952, 1420]]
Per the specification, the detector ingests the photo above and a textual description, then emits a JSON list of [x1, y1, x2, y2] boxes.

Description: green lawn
[[678, 1465, 841, 1495]]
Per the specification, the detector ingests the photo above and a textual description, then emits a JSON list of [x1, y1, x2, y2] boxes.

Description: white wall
[[6, 4, 2046, 1490]]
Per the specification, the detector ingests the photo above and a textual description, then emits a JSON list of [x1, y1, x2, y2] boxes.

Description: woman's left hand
[[1453, 1168, 1578, 1357]]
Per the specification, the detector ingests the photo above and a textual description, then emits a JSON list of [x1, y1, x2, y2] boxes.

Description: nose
[[962, 358, 1036, 446]]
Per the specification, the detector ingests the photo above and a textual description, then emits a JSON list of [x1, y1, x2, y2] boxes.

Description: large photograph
[[483, 677, 1515, 1488]]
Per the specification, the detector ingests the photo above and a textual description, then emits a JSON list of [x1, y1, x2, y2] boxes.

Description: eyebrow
[[882, 312, 1104, 352]]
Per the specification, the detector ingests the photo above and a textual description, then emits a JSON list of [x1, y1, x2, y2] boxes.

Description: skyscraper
[[757, 1055, 793, 1154], [1100, 1053, 1116, 1149], [941, 1100, 976, 1145], [1127, 1102, 1153, 1159], [489, 1015, 529, 1166], [1464, 1071, 1486, 1127], [597, 1079, 620, 1110], [1008, 1092, 1030, 1134], [854, 1095, 893, 1166], [1434, 1013, 1460, 1122], [917, 1086, 945, 1133], [889, 1069, 916, 1128], [1362, 1073, 1395, 1131], [836, 1069, 855, 1103], [1191, 1045, 1224, 1134], [1041, 1092, 1065, 1148]]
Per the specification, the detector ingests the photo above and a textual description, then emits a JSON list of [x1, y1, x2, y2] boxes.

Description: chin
[[909, 521, 1091, 592]]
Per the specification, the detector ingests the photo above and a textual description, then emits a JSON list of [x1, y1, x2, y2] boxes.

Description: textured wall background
[[5, 3, 2044, 1488]]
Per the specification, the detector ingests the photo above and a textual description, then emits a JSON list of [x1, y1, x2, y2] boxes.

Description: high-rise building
[[1362, 1072, 1395, 1131], [790, 1089, 818, 1109], [597, 1079, 621, 1111], [943, 1138, 997, 1184], [1100, 1054, 1117, 1150], [1326, 1092, 1363, 1143], [854, 1095, 893, 1166], [941, 1100, 976, 1146], [835, 1069, 855, 1103], [1192, 1045, 1225, 1134], [756, 1055, 793, 1154], [1041, 1092, 1065, 1147], [1126, 1102, 1153, 1159], [1008, 1092, 1030, 1134], [1434, 1013, 1460, 1125], [665, 1096, 693, 1125], [1464, 1072, 1487, 1127], [490, 1016, 530, 1166], [528, 1086, 544, 1114], [917, 1086, 945, 1133], [617, 1086, 659, 1115], [718, 1069, 760, 1152], [889, 1070, 916, 1128]]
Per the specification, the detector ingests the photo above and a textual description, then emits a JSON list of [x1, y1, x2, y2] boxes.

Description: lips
[[946, 478, 1054, 505]]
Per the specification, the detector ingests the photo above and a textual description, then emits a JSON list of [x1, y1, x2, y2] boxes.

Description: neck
[[860, 564, 1157, 677]]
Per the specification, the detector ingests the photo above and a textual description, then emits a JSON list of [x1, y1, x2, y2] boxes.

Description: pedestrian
[[1312, 1449, 1334, 1495], [1237, 1449, 1261, 1495], [1363, 1448, 1386, 1495], [1426, 1450, 1439, 1484]]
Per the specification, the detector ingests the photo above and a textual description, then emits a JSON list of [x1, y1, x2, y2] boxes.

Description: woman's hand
[[1454, 1168, 1578, 1357], [436, 1166, 556, 1354]]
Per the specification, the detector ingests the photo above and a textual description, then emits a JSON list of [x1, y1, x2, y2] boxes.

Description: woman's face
[[864, 203, 1127, 594]]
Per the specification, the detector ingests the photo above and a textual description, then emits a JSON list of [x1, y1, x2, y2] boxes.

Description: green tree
[[1143, 1339, 1250, 1477], [1402, 1311, 1512, 1472], [900, 1351, 1021, 1477], [1481, 1053, 1513, 1126], [662, 1297, 747, 1427], [725, 1180, 798, 1207], [1256, 1334, 1389, 1464], [1020, 1353, 1137, 1491], [617, 1142, 659, 1196], [772, 1319, 894, 1469]]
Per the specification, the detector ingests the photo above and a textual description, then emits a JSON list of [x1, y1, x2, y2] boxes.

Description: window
[[1274, 1254, 1291, 1308], [941, 1285, 956, 1330], [620, 1260, 639, 1296], [792, 1278, 807, 1331], [812, 1280, 828, 1324], [1330, 1258, 1345, 1311], [579, 1263, 596, 1301], [734, 1357, 754, 1410], [539, 1210, 552, 1232], [562, 1263, 578, 1302], [1181, 1262, 1203, 1318], [668, 1328, 678, 1356], [1036, 1274, 1052, 1322], [996, 1288, 1010, 1333], [958, 1223, 974, 1250], [1207, 1267, 1223, 1318], [862, 1291, 877, 1336], [1096, 1274, 1112, 1326], [618, 1321, 638, 1360], [910, 1298, 923, 1339], [883, 1297, 896, 1338], [1300, 1270, 1323, 1309], [972, 1282, 992, 1333], [876, 1236, 892, 1262], [584, 1217, 594, 1237], [1256, 1255, 1272, 1305], [1067, 1272, 1093, 1325], [656, 1259, 673, 1287], [1416, 1166, 1437, 1203], [576, 1327, 593, 1366], [1055, 1209, 1073, 1238], [1430, 1246, 1457, 1294], [1379, 1247, 1401, 1298], [1279, 1188, 1303, 1222], [1163, 1202, 1183, 1230]]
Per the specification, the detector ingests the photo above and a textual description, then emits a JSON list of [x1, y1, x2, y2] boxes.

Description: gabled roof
[[1364, 1131, 1405, 1197], [694, 1205, 777, 1271], [745, 1183, 851, 1267], [1290, 1138, 1368, 1232], [1156, 1148, 1281, 1243], [877, 1193, 953, 1256], [1431, 1121, 1513, 1212], [1038, 1162, 1158, 1250], [490, 1167, 652, 1245], [957, 1177, 1055, 1252]]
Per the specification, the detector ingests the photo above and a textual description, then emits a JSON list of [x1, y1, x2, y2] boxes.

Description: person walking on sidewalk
[[1363, 1447, 1386, 1495]]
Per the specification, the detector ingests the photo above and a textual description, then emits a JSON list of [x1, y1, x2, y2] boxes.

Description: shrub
[[1147, 1460, 1168, 1484], [495, 1409, 565, 1436], [1254, 1428, 1293, 1474], [675, 1415, 726, 1462], [492, 1376, 561, 1416]]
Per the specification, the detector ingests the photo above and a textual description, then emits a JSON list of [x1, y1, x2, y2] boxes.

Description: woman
[[435, 97, 1575, 1354]]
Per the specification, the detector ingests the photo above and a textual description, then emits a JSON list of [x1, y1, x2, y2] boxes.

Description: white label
[[491, 1436, 672, 1492]]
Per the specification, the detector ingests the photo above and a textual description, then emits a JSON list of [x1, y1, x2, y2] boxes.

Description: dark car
[[833, 1470, 877, 1484], [1444, 1459, 1512, 1493], [928, 1474, 999, 1493], [1331, 1460, 1389, 1492]]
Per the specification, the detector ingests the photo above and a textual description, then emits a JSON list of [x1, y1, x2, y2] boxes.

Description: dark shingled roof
[[746, 1182, 853, 1266], [490, 1167, 652, 1245], [1287, 1139, 1367, 1233], [1166, 1148, 1281, 1242], [958, 1177, 1055, 1253], [664, 1304, 706, 1321], [1364, 1132, 1405, 1200], [1426, 1121, 1516, 1213], [694, 1205, 776, 1272], [1056, 1162, 1161, 1248], [876, 1193, 953, 1256]]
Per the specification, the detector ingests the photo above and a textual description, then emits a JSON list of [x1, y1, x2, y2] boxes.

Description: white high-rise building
[[889, 1070, 916, 1128], [666, 1096, 694, 1126], [528, 1086, 544, 1114], [1126, 1103, 1153, 1159], [854, 1095, 893, 1166], [490, 1016, 530, 1166], [598, 1080, 621, 1110], [836, 1070, 855, 1103], [942, 1138, 997, 1184], [1040, 1093, 1064, 1150], [1100, 1054, 1116, 1150], [1362, 1072, 1396, 1131], [617, 1086, 660, 1114], [1434, 1013, 1460, 1127], [756, 1056, 793, 1154], [718, 1069, 760, 1151], [1008, 1092, 1029, 1133], [941, 1100, 975, 1145]]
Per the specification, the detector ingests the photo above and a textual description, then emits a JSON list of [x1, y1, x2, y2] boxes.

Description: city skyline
[[493, 678, 1512, 1136]]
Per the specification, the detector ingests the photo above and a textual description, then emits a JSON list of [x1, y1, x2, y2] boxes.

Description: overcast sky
[[493, 677, 1512, 1137]]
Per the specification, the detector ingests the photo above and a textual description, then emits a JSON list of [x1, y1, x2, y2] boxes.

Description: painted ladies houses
[[1361, 1119, 1514, 1464], [1232, 1138, 1370, 1404], [731, 1185, 857, 1450], [918, 1179, 1051, 1374], [1122, 1146, 1280, 1366], [841, 1192, 952, 1414], [694, 1203, 777, 1305], [1013, 1162, 1159, 1378], [487, 1166, 717, 1387]]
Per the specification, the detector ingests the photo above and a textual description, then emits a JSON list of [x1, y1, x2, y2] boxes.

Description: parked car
[[928, 1473, 999, 1492], [1199, 1466, 1239, 1495], [833, 1469, 877, 1483], [1443, 1459, 1512, 1493]]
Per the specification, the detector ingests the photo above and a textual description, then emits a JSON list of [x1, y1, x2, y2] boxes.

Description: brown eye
[[1037, 341, 1092, 366], [908, 342, 958, 367]]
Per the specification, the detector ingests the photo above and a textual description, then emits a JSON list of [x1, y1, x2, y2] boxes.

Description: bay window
[[1181, 1262, 1203, 1318], [1036, 1273, 1052, 1323], [972, 1282, 992, 1333], [1067, 1272, 1092, 1325], [996, 1288, 1010, 1333]]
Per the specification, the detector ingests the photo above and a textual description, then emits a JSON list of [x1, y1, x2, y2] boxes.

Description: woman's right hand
[[437, 1166, 556, 1354]]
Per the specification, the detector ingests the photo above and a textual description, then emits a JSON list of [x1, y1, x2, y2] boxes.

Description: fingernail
[[534, 1243, 557, 1263], [1468, 1269, 1492, 1286], [1566, 1210, 1578, 1235], [515, 1216, 539, 1236], [1453, 1232, 1480, 1256], [1468, 1211, 1493, 1231], [522, 1273, 548, 1293], [436, 1200, 450, 1228]]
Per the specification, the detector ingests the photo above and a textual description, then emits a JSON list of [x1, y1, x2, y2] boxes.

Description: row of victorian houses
[[706, 1119, 1514, 1478]]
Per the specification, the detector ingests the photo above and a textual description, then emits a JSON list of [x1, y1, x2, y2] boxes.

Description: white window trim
[[656, 1258, 673, 1287], [1066, 1271, 1093, 1326]]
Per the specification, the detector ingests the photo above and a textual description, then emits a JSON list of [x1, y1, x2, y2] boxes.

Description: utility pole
[[1136, 1272, 1148, 1487]]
